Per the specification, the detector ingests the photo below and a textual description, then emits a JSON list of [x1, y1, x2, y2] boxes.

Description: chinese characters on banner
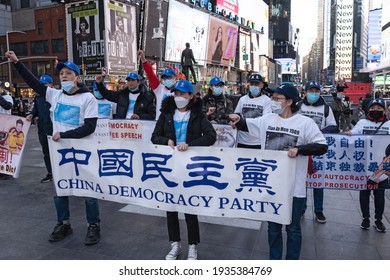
[[49, 139, 296, 224], [0, 114, 31, 178], [306, 134, 390, 190]]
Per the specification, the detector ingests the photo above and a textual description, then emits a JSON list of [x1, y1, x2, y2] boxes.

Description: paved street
[[1, 127, 390, 260]]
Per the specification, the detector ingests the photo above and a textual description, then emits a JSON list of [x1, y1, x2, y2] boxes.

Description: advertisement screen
[[66, 0, 105, 75], [239, 31, 251, 71], [216, 0, 239, 15], [206, 17, 238, 66], [275, 58, 297, 74], [367, 9, 382, 62], [105, 0, 137, 75], [165, 0, 209, 65]]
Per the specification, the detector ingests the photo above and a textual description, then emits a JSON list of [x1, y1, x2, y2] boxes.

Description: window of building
[[21, 0, 30, 8], [31, 40, 49, 55], [58, 18, 64, 33], [32, 61, 50, 77], [37, 21, 43, 35], [52, 38, 64, 53], [10, 42, 28, 56]]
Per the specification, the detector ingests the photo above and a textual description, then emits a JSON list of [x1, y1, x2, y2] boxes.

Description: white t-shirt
[[351, 119, 390, 135], [45, 87, 98, 133], [299, 103, 337, 130], [246, 113, 327, 197], [126, 93, 140, 119], [174, 109, 190, 144], [155, 84, 174, 120], [0, 93, 13, 115], [234, 94, 272, 145], [97, 99, 117, 119]]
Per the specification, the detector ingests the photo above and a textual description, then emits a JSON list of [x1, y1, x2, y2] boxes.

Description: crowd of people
[[1, 48, 390, 261]]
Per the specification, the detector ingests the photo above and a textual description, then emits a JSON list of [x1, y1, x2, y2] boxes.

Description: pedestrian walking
[[340, 95, 352, 131], [151, 80, 216, 260], [229, 84, 328, 259], [5, 50, 101, 245]]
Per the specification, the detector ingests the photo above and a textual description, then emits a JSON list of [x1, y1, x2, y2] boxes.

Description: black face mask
[[368, 110, 384, 121]]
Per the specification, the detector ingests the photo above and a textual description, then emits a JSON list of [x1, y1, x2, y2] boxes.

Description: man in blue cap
[[95, 71, 155, 120], [138, 50, 177, 120], [298, 81, 339, 224], [5, 50, 101, 246], [26, 75, 54, 183], [91, 82, 117, 119]]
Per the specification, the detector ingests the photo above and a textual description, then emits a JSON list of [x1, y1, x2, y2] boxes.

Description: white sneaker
[[165, 242, 182, 260], [187, 244, 198, 260]]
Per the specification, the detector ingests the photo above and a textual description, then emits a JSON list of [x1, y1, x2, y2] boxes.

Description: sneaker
[[187, 244, 198, 260], [165, 242, 182, 260], [40, 173, 53, 183], [374, 220, 386, 233], [48, 222, 73, 242], [84, 223, 101, 245], [361, 218, 370, 230], [315, 212, 326, 224]]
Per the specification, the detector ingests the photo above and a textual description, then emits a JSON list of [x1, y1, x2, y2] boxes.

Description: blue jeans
[[268, 197, 305, 260], [54, 196, 100, 224], [303, 188, 323, 212]]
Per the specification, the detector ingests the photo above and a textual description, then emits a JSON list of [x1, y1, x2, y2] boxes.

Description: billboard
[[275, 58, 297, 74], [165, 0, 209, 65], [239, 30, 251, 71], [206, 17, 238, 66], [66, 0, 105, 75], [335, 0, 354, 80], [367, 9, 382, 62], [105, 0, 137, 75]]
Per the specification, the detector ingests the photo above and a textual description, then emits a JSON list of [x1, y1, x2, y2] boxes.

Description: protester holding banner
[[347, 98, 390, 233], [202, 76, 233, 124], [234, 73, 272, 149], [26, 75, 54, 183], [230, 84, 328, 260], [298, 81, 339, 224], [138, 50, 176, 120], [0, 81, 13, 116], [95, 72, 155, 120], [151, 80, 216, 260], [5, 50, 101, 246], [91, 82, 117, 119]]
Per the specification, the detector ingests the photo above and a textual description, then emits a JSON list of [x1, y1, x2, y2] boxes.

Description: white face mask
[[174, 96, 190, 109], [271, 100, 285, 114]]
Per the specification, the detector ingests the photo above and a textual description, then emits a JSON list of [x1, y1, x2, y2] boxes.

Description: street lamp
[[6, 30, 27, 90]]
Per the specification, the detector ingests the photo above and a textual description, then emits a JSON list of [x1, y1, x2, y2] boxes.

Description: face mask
[[368, 110, 384, 121], [307, 92, 320, 104], [271, 100, 285, 115], [213, 87, 223, 96], [129, 86, 139, 92], [174, 96, 190, 109], [61, 80, 76, 94], [163, 79, 176, 88], [249, 86, 261, 97], [93, 91, 103, 99]]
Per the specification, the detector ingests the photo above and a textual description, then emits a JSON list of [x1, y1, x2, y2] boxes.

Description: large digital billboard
[[206, 17, 238, 66], [367, 9, 382, 62], [165, 0, 209, 65], [335, 0, 354, 80]]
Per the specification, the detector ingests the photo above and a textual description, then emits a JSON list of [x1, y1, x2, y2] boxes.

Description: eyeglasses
[[271, 96, 286, 101]]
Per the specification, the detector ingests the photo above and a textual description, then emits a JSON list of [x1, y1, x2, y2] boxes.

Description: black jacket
[[96, 82, 156, 120], [30, 94, 53, 136], [151, 96, 216, 147], [0, 91, 13, 110], [181, 47, 196, 66]]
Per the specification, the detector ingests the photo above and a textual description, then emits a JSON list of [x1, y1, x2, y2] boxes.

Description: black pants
[[183, 65, 197, 83], [167, 211, 200, 245], [38, 133, 52, 174], [359, 189, 385, 221]]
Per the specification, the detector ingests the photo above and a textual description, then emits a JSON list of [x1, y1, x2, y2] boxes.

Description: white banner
[[49, 138, 296, 224], [0, 114, 30, 178], [306, 134, 390, 190]]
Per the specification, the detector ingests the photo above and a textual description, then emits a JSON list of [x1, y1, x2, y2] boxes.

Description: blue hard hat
[[161, 68, 176, 78], [305, 81, 321, 91], [56, 61, 80, 75], [368, 98, 386, 109], [39, 74, 53, 84], [171, 80, 194, 94], [209, 76, 224, 86], [126, 72, 140, 81]]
